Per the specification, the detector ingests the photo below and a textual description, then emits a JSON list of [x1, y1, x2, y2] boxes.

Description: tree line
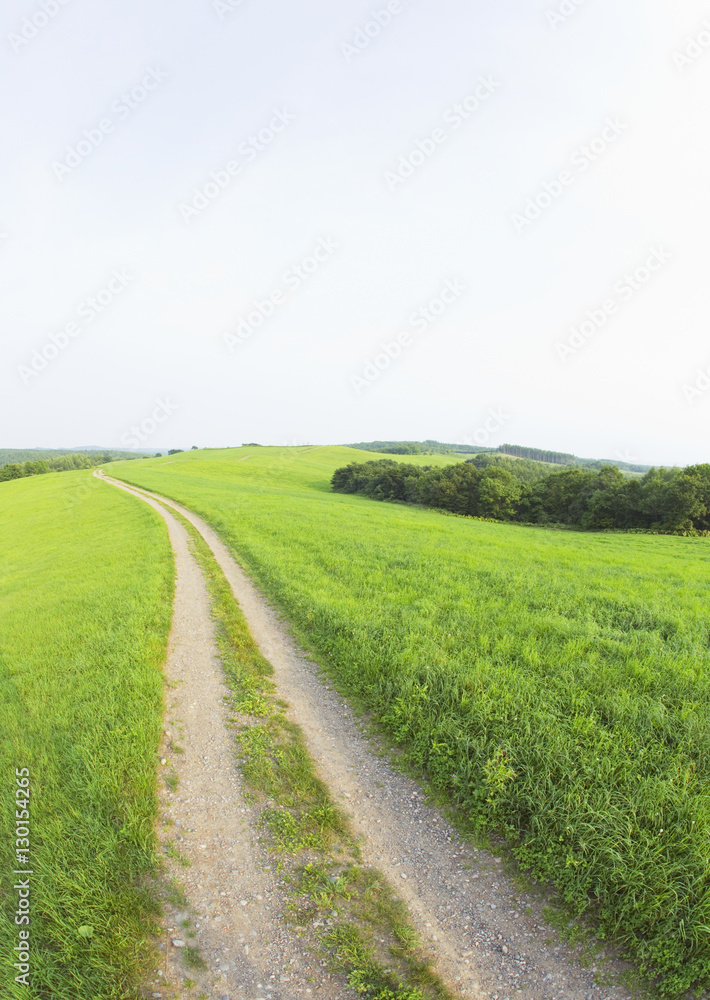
[[468, 452, 561, 484], [0, 452, 115, 483], [497, 443, 650, 474], [349, 440, 487, 455], [497, 443, 577, 465], [331, 459, 710, 534]]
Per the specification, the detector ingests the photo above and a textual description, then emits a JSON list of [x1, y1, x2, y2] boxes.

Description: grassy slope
[[0, 472, 173, 1000], [110, 447, 710, 994]]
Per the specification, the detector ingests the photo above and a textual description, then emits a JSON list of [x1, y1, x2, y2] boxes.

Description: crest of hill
[[349, 441, 653, 474], [348, 440, 493, 456]]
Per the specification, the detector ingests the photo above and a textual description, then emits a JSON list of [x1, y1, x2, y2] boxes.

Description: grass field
[[111, 445, 710, 994], [0, 472, 173, 999]]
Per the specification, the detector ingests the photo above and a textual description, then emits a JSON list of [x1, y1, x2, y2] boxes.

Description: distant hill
[[497, 444, 652, 474], [0, 448, 149, 466], [348, 440, 495, 456], [347, 441, 653, 473]]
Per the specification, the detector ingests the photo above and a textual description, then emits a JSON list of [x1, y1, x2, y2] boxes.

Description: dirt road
[[97, 471, 632, 1000]]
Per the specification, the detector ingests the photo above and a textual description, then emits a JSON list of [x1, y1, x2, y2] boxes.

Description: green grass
[[0, 472, 173, 999], [110, 446, 710, 995]]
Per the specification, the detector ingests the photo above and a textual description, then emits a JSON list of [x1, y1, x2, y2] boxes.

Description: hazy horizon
[[0, 440, 677, 470]]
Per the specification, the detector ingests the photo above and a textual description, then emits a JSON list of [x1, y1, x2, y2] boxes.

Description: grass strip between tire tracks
[[174, 507, 455, 1000]]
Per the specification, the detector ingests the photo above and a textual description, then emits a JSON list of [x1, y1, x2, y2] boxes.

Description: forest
[[332, 458, 710, 533]]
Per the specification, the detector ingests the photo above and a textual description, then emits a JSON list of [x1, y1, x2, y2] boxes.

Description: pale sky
[[2, 0, 709, 466]]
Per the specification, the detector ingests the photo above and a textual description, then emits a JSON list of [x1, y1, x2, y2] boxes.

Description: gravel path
[[97, 471, 634, 1000], [97, 476, 350, 1000]]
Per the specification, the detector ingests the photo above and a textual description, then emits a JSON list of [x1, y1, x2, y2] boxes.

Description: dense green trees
[[332, 460, 710, 535], [468, 452, 557, 484], [498, 443, 577, 465], [0, 452, 114, 482]]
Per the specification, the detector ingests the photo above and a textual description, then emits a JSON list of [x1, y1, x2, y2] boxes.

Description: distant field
[[0, 472, 172, 999], [111, 446, 710, 993]]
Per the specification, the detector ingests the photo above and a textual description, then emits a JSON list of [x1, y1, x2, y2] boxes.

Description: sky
[[2, 0, 710, 466]]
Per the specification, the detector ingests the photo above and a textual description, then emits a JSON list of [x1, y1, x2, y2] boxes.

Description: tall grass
[[0, 472, 173, 999], [111, 446, 710, 995]]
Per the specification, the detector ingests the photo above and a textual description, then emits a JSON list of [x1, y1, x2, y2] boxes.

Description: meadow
[[111, 446, 710, 994], [0, 472, 173, 999]]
